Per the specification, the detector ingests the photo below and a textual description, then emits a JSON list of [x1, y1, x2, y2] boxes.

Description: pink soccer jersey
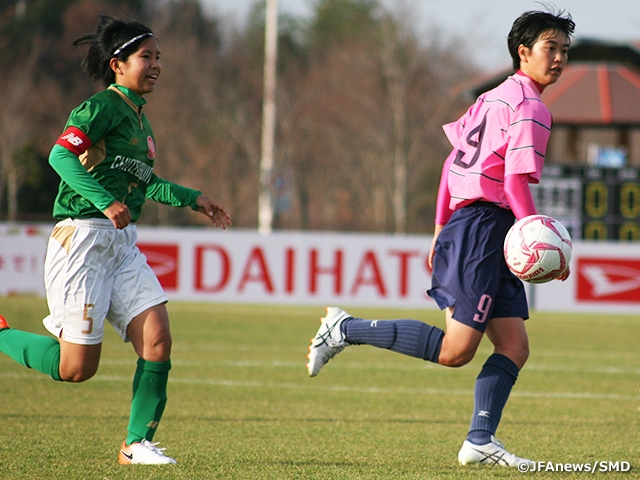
[[440, 72, 551, 213]]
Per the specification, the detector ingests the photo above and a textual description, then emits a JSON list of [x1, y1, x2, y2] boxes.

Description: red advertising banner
[[137, 243, 179, 291], [577, 257, 640, 302]]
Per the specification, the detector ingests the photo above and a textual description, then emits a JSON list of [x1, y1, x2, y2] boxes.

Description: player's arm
[[505, 176, 571, 283], [49, 143, 130, 229], [145, 174, 201, 208], [146, 175, 231, 228], [49, 142, 118, 209], [194, 195, 231, 229], [504, 173, 537, 220]]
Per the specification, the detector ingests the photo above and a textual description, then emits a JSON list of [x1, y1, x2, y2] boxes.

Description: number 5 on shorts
[[82, 303, 95, 334]]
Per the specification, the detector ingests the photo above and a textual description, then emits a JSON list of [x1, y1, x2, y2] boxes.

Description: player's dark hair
[[73, 15, 154, 87], [507, 8, 575, 71]]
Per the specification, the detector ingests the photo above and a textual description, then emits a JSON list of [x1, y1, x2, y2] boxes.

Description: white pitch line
[[27, 356, 640, 379], [96, 358, 640, 375], [1, 371, 638, 401]]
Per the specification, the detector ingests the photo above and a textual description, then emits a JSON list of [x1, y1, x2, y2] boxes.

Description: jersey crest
[[147, 136, 156, 160]]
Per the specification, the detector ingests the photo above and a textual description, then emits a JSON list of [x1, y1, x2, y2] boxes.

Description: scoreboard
[[531, 164, 640, 241]]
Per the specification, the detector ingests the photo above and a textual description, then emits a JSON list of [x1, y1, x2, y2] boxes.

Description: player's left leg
[[119, 303, 175, 465], [108, 226, 175, 464], [458, 316, 531, 467]]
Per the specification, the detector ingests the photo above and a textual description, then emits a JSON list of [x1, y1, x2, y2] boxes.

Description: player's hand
[[196, 195, 232, 229], [104, 200, 131, 230], [556, 265, 571, 281]]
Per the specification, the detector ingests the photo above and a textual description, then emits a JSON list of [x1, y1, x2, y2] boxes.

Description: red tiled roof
[[542, 63, 640, 126]]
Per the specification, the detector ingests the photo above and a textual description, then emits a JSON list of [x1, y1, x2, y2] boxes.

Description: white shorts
[[43, 218, 168, 345]]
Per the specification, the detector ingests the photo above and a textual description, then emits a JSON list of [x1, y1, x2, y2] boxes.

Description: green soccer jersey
[[50, 84, 201, 221]]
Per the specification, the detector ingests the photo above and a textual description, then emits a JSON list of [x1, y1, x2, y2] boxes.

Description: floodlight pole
[[258, 0, 278, 235]]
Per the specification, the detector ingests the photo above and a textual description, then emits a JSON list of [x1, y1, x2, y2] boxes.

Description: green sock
[[0, 329, 61, 381], [125, 358, 171, 445]]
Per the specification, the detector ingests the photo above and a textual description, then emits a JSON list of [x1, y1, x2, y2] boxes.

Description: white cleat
[[306, 307, 352, 377], [118, 439, 177, 465], [458, 436, 533, 467]]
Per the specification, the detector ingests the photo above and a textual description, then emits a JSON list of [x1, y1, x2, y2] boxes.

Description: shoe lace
[[491, 436, 506, 449], [317, 321, 346, 348], [489, 437, 529, 466], [140, 439, 169, 456]]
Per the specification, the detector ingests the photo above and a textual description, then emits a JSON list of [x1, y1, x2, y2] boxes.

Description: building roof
[[467, 39, 640, 127], [542, 62, 640, 126]]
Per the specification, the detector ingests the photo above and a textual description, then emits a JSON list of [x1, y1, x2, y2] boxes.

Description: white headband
[[113, 32, 154, 56]]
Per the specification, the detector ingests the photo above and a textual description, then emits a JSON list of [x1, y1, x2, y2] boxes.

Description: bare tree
[[0, 36, 40, 220], [272, 1, 474, 233], [0, 0, 478, 231]]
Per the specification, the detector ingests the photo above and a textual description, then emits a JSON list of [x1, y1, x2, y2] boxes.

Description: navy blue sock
[[467, 353, 520, 445], [342, 318, 443, 363]]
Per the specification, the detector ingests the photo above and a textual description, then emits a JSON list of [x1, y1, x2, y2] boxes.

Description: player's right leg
[[0, 315, 63, 381], [307, 305, 485, 377], [0, 315, 101, 382], [58, 340, 102, 382], [42, 219, 112, 382]]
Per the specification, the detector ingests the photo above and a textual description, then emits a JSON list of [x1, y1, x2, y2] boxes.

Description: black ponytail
[[73, 15, 153, 87]]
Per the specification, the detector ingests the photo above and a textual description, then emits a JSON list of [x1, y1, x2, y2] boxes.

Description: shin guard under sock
[[0, 329, 61, 381], [126, 358, 171, 445], [467, 353, 519, 445], [343, 318, 444, 363]]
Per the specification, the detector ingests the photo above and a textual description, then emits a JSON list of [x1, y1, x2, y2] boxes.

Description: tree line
[[0, 0, 480, 233]]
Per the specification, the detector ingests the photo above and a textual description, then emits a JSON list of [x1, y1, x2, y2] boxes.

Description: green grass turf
[[0, 295, 639, 479]]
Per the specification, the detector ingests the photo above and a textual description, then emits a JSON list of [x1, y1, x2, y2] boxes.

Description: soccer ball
[[503, 214, 572, 284]]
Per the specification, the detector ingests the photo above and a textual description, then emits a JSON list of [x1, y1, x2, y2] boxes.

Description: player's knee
[[520, 343, 530, 363], [437, 348, 475, 367], [513, 343, 530, 368], [59, 365, 98, 383], [144, 334, 172, 362], [495, 338, 530, 368]]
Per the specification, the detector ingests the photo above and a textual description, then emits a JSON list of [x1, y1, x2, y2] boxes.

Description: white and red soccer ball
[[503, 214, 572, 284]]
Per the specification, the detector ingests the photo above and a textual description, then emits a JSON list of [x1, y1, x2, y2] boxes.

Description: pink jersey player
[[436, 72, 552, 223], [306, 8, 576, 470]]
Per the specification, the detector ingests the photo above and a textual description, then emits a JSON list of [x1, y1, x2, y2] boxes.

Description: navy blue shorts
[[427, 202, 529, 332]]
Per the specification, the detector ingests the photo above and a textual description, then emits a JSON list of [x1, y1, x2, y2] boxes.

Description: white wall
[[1, 223, 639, 314]]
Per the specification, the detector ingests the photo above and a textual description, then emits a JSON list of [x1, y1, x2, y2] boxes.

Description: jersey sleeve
[[146, 174, 202, 210], [48, 144, 116, 211], [505, 101, 552, 182], [504, 173, 537, 220], [442, 105, 472, 148], [63, 97, 118, 145], [434, 150, 456, 225]]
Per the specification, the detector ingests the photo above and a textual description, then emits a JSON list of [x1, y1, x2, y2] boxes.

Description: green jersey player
[[0, 15, 230, 465]]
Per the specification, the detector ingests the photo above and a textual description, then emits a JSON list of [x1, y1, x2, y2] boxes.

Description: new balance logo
[[370, 320, 378, 327], [60, 132, 84, 146]]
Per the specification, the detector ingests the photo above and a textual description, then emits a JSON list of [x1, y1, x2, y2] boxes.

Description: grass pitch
[[0, 295, 639, 479]]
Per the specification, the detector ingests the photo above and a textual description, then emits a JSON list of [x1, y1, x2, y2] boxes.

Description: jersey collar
[[515, 70, 544, 94], [109, 84, 147, 108]]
